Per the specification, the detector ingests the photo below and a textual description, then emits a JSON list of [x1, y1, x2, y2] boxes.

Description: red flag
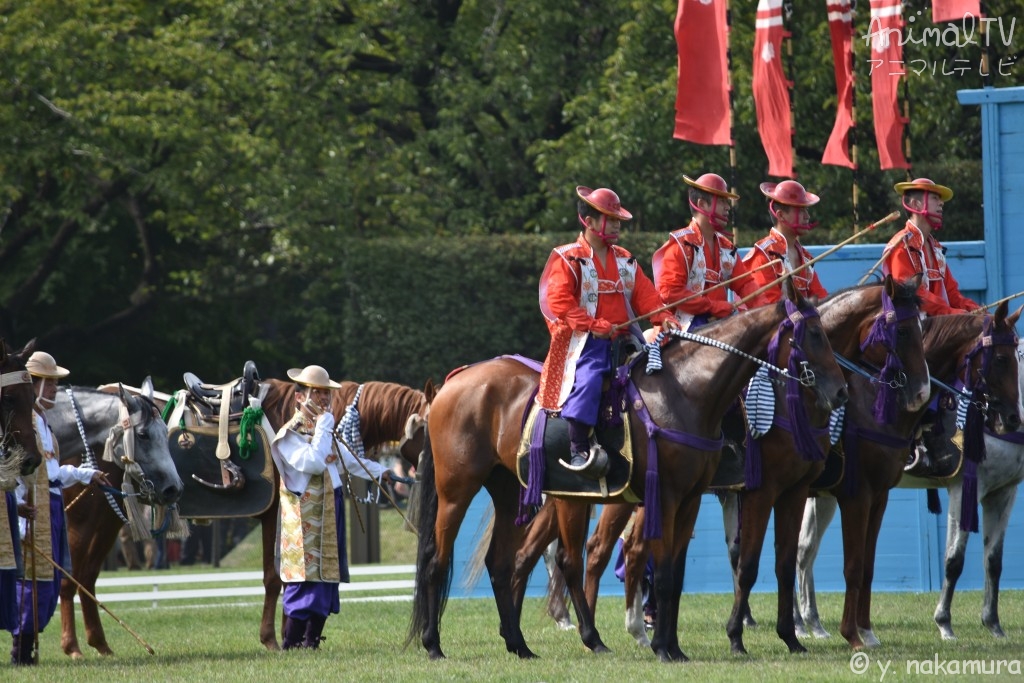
[[752, 0, 793, 177], [933, 0, 981, 23], [869, 0, 910, 170], [822, 0, 855, 168], [673, 0, 730, 146]]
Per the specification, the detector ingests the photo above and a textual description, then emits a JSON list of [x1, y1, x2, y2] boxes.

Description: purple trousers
[[560, 336, 612, 427], [14, 492, 66, 637]]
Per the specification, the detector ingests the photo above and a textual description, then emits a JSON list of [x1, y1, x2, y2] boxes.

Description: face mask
[[689, 196, 732, 235], [770, 201, 818, 235]]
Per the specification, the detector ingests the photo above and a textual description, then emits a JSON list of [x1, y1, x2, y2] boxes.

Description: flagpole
[[727, 0, 738, 246]]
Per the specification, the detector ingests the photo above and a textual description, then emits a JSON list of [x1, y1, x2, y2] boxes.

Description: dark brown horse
[[0, 339, 45, 482], [505, 278, 930, 653], [54, 381, 184, 658], [793, 304, 1022, 649], [408, 284, 849, 662]]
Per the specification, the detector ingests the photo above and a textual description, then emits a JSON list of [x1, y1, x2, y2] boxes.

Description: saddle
[[515, 402, 639, 501], [165, 361, 277, 519]]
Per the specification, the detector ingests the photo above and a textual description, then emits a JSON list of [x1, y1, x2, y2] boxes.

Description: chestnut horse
[[505, 278, 930, 653], [792, 305, 1022, 649], [408, 284, 848, 662], [0, 339, 45, 482], [249, 379, 431, 650], [53, 381, 185, 658]]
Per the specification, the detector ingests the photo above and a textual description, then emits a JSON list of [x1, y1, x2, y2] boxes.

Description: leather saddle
[[167, 361, 276, 518]]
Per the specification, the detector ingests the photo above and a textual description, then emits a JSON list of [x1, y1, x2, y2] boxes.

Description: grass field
[[9, 588, 1024, 682]]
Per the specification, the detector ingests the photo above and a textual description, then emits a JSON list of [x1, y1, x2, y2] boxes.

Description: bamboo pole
[[971, 289, 1024, 315], [729, 211, 901, 309]]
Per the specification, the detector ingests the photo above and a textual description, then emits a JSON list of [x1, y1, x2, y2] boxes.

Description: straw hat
[[25, 351, 70, 379], [894, 178, 953, 202], [760, 180, 820, 207], [286, 364, 341, 390]]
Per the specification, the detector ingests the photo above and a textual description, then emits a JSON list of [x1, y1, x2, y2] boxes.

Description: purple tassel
[[860, 289, 903, 426], [745, 428, 762, 490], [643, 433, 662, 539], [523, 411, 548, 508], [960, 458, 979, 533], [768, 300, 823, 461], [871, 354, 900, 425]]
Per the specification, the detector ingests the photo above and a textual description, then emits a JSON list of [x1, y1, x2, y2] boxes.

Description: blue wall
[[448, 86, 1024, 600]]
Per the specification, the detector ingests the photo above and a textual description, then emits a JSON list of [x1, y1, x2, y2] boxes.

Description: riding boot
[[303, 614, 328, 650], [282, 615, 309, 650], [565, 419, 592, 469]]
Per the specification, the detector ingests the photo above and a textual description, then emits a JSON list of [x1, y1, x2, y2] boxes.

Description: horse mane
[[260, 378, 427, 451], [923, 314, 981, 354]]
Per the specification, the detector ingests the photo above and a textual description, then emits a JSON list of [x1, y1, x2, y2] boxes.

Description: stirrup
[[561, 443, 610, 479]]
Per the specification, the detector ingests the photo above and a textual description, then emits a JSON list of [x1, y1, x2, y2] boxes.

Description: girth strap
[[625, 382, 723, 540]]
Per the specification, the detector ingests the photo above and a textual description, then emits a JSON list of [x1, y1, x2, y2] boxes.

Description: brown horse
[[0, 339, 45, 481], [506, 278, 930, 652], [408, 284, 849, 662], [54, 381, 184, 658], [58, 377, 430, 655], [793, 304, 1022, 649]]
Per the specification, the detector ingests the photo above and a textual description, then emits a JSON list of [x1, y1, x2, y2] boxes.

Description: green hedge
[[299, 231, 671, 387]]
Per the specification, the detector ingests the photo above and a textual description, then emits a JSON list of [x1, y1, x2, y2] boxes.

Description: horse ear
[[423, 378, 437, 403], [1007, 303, 1023, 329], [118, 382, 131, 406], [13, 337, 37, 361], [882, 273, 896, 299], [782, 275, 801, 306], [141, 376, 155, 400], [996, 299, 1010, 325]]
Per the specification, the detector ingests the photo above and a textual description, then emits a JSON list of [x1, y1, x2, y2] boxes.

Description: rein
[[66, 388, 129, 525], [857, 288, 919, 425]]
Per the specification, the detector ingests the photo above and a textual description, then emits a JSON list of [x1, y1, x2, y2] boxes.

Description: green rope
[[161, 395, 177, 422], [237, 406, 264, 460]]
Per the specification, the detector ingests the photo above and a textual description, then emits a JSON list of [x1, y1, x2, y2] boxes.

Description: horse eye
[[896, 326, 909, 340], [136, 429, 149, 441]]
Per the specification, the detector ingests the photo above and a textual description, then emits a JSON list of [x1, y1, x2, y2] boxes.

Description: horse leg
[[934, 480, 967, 640], [583, 502, 633, 615], [650, 492, 700, 663], [836, 493, 870, 650], [796, 496, 837, 638], [59, 573, 84, 658], [486, 476, 536, 659], [725, 490, 773, 655], [258, 504, 283, 650], [853, 489, 891, 649], [63, 503, 119, 657], [980, 484, 1016, 638], [553, 501, 609, 654], [773, 487, 812, 654], [720, 491, 757, 628], [509, 498, 560, 628], [621, 508, 651, 647]]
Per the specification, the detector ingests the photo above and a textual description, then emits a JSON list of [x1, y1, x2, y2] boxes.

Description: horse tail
[[406, 426, 451, 649], [463, 505, 494, 591]]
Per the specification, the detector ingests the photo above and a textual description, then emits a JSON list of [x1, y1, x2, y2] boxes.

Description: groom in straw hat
[[271, 364, 391, 651], [11, 352, 109, 665]]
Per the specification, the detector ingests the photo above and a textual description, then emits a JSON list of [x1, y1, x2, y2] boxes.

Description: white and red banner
[[673, 0, 731, 145], [822, 0, 855, 168], [933, 0, 981, 23], [869, 0, 910, 170], [752, 0, 793, 177]]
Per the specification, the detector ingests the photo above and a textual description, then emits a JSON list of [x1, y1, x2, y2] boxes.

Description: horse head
[[778, 277, 849, 413], [115, 378, 185, 505], [0, 338, 44, 477], [969, 301, 1022, 435], [820, 275, 930, 420]]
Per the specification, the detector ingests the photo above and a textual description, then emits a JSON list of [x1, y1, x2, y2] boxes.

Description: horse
[[244, 378, 431, 650], [408, 283, 849, 662], [53, 380, 185, 658], [508, 278, 930, 652], [0, 339, 45, 483], [791, 304, 1022, 649]]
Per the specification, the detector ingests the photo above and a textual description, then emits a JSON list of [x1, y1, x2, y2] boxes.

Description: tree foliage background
[[1, 0, 1020, 387]]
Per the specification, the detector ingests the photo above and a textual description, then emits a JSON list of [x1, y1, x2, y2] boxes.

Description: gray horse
[[50, 379, 185, 658]]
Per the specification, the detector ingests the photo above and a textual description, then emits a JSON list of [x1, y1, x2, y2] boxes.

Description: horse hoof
[[427, 648, 446, 661], [556, 621, 577, 632], [811, 626, 832, 639], [858, 628, 881, 648], [795, 624, 809, 638], [516, 647, 538, 659], [787, 640, 807, 654], [990, 626, 1007, 639], [743, 616, 758, 628], [730, 641, 748, 656], [69, 651, 85, 660], [591, 644, 612, 655]]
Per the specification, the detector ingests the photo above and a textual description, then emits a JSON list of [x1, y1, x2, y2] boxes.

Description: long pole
[[972, 289, 1024, 314], [731, 211, 901, 309], [28, 477, 39, 664], [28, 540, 156, 655]]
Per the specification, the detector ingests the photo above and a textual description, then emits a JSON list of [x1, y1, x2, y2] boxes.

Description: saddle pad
[[516, 404, 640, 501], [168, 423, 276, 518]]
